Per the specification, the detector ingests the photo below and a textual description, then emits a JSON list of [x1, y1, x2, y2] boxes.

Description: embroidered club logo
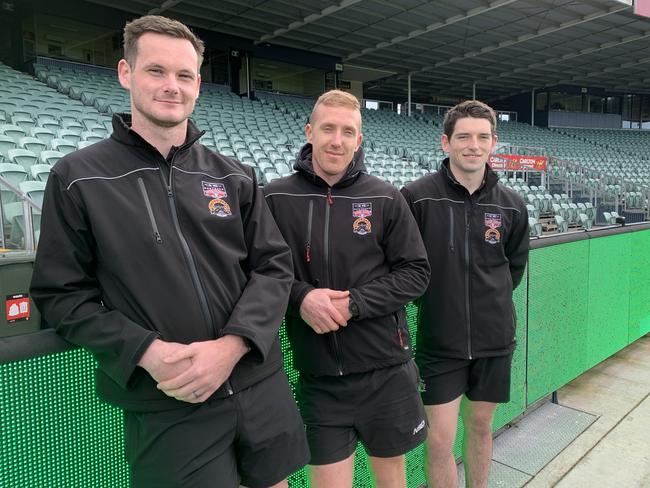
[[352, 202, 372, 235], [484, 212, 501, 245], [484, 213, 502, 229], [209, 198, 232, 217], [353, 218, 372, 235], [202, 181, 227, 199], [352, 202, 372, 218]]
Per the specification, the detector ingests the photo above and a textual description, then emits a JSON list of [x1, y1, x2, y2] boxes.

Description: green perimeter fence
[[1, 224, 650, 487]]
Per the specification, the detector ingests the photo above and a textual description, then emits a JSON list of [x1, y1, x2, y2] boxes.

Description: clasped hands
[[299, 288, 353, 334], [138, 335, 249, 404]]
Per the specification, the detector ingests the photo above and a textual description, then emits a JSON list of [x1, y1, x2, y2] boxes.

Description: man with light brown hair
[[264, 90, 431, 488], [31, 15, 308, 488]]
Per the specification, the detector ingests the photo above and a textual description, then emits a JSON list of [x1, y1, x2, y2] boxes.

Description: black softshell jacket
[[401, 159, 529, 369], [263, 144, 430, 376], [31, 114, 293, 412]]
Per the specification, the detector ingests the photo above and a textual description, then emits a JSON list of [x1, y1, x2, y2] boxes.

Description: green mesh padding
[[0, 348, 128, 488], [585, 233, 631, 370], [527, 241, 590, 404], [2, 230, 650, 487], [628, 229, 650, 341]]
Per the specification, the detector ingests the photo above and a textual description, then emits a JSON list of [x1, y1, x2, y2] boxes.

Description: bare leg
[[309, 452, 355, 488], [369, 454, 406, 488], [461, 399, 497, 488], [240, 481, 288, 488], [424, 396, 462, 488]]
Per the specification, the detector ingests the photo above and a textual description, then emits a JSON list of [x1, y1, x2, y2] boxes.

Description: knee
[[426, 429, 456, 454], [463, 416, 493, 438]]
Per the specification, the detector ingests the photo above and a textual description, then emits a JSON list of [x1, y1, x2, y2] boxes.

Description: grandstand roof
[[75, 0, 650, 101]]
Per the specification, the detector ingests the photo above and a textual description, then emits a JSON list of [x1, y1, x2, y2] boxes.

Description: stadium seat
[[50, 138, 77, 155], [578, 213, 593, 230], [8, 148, 38, 172], [39, 150, 64, 166], [0, 162, 28, 206], [554, 215, 568, 233], [0, 134, 17, 157], [19, 137, 47, 156], [528, 217, 542, 237], [19, 180, 46, 207], [30, 164, 51, 182]]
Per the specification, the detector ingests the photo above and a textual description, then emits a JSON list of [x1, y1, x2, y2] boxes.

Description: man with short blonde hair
[[309, 90, 361, 122], [265, 90, 430, 488]]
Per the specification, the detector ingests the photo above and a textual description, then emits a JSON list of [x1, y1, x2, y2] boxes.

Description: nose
[[162, 74, 180, 94], [330, 130, 343, 146], [468, 135, 480, 149]]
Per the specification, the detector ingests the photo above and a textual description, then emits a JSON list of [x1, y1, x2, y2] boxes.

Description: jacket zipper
[[137, 177, 163, 244], [161, 152, 234, 395], [464, 207, 472, 360], [305, 200, 313, 263], [448, 206, 455, 252], [325, 187, 344, 376]]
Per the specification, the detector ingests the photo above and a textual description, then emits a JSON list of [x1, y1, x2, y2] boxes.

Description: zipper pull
[[305, 243, 311, 263], [154, 232, 162, 244], [327, 188, 333, 205]]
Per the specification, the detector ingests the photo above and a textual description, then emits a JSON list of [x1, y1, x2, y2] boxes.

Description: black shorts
[[297, 361, 427, 465], [420, 354, 513, 405], [124, 369, 310, 488]]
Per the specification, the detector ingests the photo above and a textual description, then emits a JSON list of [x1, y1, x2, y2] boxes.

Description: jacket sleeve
[[506, 201, 529, 290], [262, 186, 313, 318], [30, 171, 158, 389], [220, 172, 294, 361], [348, 188, 431, 319]]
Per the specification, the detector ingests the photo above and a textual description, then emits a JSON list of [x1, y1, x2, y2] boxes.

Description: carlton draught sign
[[488, 154, 548, 171]]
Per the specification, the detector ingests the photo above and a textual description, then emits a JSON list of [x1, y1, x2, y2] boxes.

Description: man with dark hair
[[264, 90, 430, 488], [31, 15, 308, 488], [402, 100, 529, 488]]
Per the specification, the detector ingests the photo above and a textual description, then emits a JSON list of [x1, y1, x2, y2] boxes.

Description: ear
[[490, 133, 498, 151], [194, 73, 202, 100], [305, 123, 313, 143], [356, 131, 363, 151], [441, 133, 450, 153], [117, 59, 131, 91]]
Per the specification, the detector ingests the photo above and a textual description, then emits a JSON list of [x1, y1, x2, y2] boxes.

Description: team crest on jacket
[[209, 198, 232, 217], [202, 181, 227, 199], [352, 202, 372, 235], [484, 212, 501, 244]]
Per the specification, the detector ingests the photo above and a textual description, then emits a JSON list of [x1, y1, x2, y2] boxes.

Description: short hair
[[123, 15, 205, 68], [309, 90, 361, 126], [443, 100, 496, 138]]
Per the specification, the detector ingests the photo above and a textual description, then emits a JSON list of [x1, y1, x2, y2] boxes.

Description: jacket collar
[[293, 143, 366, 188], [110, 113, 205, 155], [440, 157, 498, 196]]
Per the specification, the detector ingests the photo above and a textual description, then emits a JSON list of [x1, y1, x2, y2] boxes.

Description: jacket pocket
[[137, 177, 163, 244], [394, 311, 411, 353]]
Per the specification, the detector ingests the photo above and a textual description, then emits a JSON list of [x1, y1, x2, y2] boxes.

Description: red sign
[[488, 154, 548, 171], [6, 294, 30, 323]]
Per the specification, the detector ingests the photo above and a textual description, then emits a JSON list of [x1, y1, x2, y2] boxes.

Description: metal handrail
[[0, 174, 43, 251]]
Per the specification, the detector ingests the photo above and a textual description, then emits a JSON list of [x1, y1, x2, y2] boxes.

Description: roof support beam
[[149, 0, 184, 15], [344, 0, 518, 62], [255, 0, 363, 44]]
